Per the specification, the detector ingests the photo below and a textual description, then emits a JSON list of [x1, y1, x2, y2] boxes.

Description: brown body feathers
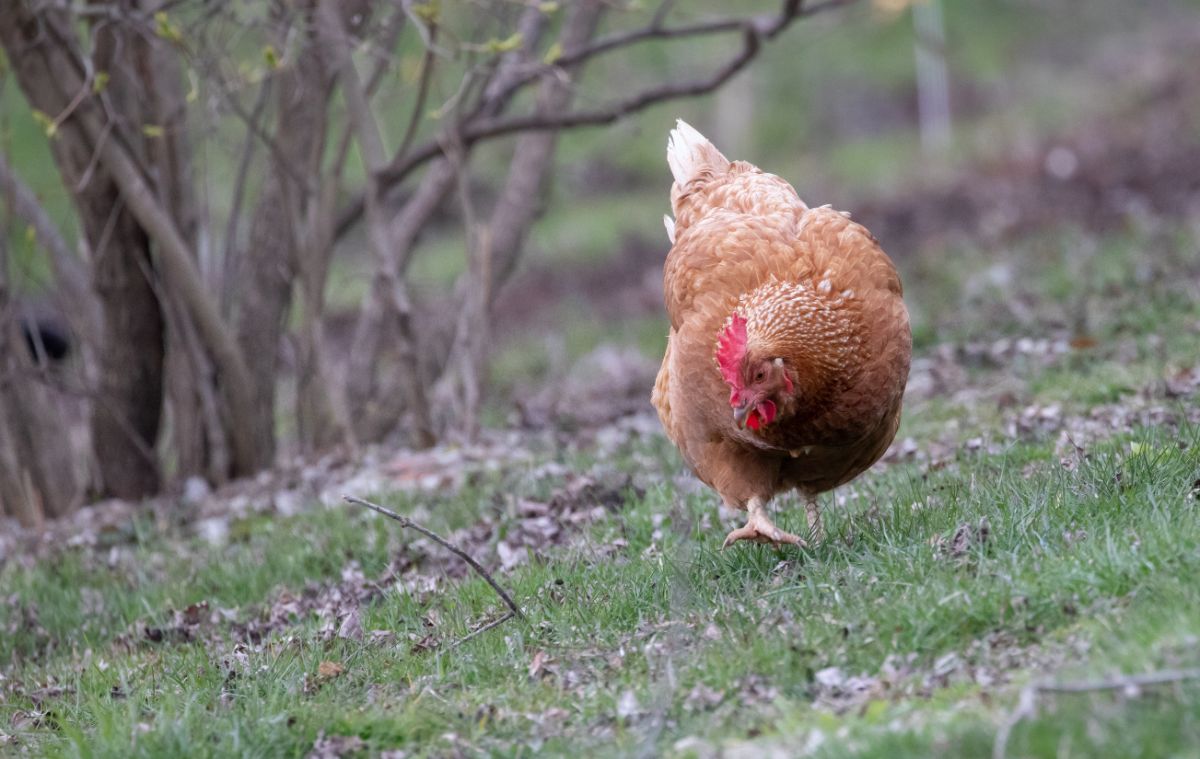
[[652, 121, 911, 528]]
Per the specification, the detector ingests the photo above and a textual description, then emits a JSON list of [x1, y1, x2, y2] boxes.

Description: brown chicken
[[652, 121, 911, 548]]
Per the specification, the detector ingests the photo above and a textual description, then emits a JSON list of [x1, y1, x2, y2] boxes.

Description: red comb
[[716, 312, 747, 388]]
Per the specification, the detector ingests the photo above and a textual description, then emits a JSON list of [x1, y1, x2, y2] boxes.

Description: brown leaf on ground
[[932, 517, 992, 560], [317, 661, 345, 679], [684, 683, 725, 712], [3, 596, 47, 641], [336, 607, 363, 641], [528, 650, 550, 680], [142, 600, 221, 645], [25, 685, 72, 706], [408, 632, 439, 654], [306, 731, 365, 759], [811, 666, 886, 714]]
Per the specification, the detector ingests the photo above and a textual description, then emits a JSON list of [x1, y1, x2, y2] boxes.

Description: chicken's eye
[[754, 370, 765, 382]]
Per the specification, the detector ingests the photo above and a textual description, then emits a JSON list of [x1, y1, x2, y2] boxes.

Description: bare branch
[[194, 49, 313, 192], [344, 495, 525, 620], [376, 26, 758, 186], [1038, 668, 1200, 693], [0, 153, 92, 310], [395, 26, 438, 163], [334, 0, 852, 234], [400, 0, 452, 58], [330, 4, 408, 185], [472, 4, 553, 117], [450, 611, 516, 649], [220, 77, 272, 311], [332, 3, 550, 240], [320, 0, 434, 445], [993, 668, 1200, 759], [483, 13, 746, 109], [650, 0, 679, 30]]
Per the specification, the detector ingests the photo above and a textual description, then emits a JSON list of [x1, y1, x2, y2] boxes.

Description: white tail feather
[[663, 214, 676, 244], [666, 119, 727, 186]]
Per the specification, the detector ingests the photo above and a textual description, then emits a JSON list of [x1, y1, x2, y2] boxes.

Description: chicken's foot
[[722, 497, 806, 549]]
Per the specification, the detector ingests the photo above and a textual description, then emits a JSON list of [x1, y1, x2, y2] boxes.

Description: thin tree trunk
[[913, 0, 951, 152], [88, 3, 172, 497], [0, 3, 166, 498], [343, 159, 457, 442], [345, 4, 552, 443], [294, 185, 352, 454], [433, 0, 606, 438], [88, 209, 164, 498], [139, 30, 224, 484], [320, 0, 436, 447], [233, 0, 348, 463]]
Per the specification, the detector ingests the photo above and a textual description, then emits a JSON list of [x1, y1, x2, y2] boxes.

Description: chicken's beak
[[733, 401, 751, 428]]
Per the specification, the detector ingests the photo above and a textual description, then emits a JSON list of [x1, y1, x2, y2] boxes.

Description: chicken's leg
[[722, 497, 806, 549], [805, 497, 825, 543]]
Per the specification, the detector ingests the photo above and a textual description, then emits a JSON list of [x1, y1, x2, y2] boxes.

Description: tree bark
[[321, 0, 436, 447], [0, 210, 78, 521], [343, 159, 457, 443], [433, 0, 607, 438], [0, 154, 101, 353], [233, 1, 349, 464], [294, 183, 352, 453], [0, 2, 165, 498], [344, 4, 551, 443], [135, 28, 225, 483]]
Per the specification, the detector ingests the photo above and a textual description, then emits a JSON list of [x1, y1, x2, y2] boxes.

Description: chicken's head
[[716, 312, 795, 431]]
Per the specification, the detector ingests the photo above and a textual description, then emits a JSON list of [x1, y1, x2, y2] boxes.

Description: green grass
[[10, 205, 1200, 755], [12, 120, 1200, 759], [3, 413, 1199, 756], [5, 3, 1200, 756]]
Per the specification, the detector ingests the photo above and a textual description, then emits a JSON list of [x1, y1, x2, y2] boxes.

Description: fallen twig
[[993, 667, 1200, 759], [343, 494, 525, 620], [450, 612, 516, 650], [1035, 668, 1200, 693]]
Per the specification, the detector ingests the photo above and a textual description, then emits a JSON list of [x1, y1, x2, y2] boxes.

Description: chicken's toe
[[721, 500, 806, 549]]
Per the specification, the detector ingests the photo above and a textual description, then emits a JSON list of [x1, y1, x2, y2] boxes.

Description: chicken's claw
[[722, 500, 806, 549]]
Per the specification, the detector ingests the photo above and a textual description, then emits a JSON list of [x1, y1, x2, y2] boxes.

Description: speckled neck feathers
[[726, 277, 865, 397]]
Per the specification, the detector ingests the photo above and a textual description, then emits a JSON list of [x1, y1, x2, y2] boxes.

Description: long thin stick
[[993, 668, 1200, 759], [450, 612, 516, 650], [1036, 667, 1200, 693], [343, 495, 525, 620]]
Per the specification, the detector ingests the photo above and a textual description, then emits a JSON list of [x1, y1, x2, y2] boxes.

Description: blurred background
[[2, 0, 1198, 524]]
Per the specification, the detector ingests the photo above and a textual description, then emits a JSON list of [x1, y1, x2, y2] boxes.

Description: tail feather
[[666, 119, 729, 187]]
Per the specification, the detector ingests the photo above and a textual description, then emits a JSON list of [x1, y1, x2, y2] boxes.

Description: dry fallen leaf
[[933, 516, 991, 560], [307, 730, 365, 759], [408, 632, 438, 654], [317, 661, 345, 679], [337, 608, 363, 641], [528, 650, 548, 679]]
